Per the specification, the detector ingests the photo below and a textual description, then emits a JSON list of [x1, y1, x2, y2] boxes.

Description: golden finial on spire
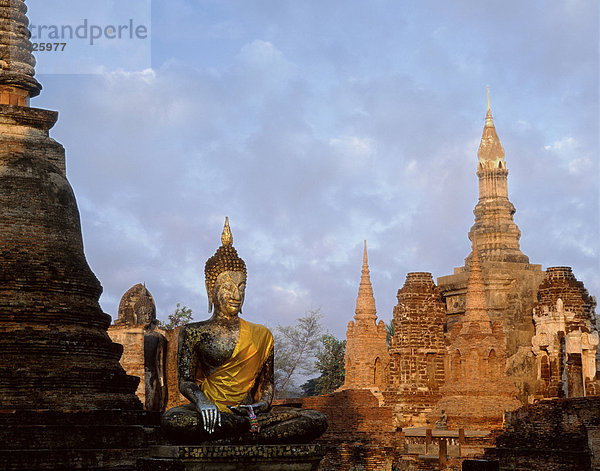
[[485, 85, 494, 126], [363, 240, 368, 265], [478, 85, 505, 162], [221, 217, 233, 246]]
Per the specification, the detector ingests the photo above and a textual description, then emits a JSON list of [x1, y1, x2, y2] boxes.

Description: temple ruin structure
[[341, 241, 389, 392], [341, 89, 599, 432], [108, 284, 168, 411]]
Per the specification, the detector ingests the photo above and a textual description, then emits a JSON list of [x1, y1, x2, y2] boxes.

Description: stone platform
[[138, 444, 326, 471], [0, 409, 162, 470]]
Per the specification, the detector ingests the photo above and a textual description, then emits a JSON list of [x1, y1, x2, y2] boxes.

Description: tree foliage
[[300, 334, 346, 397], [314, 334, 346, 395], [385, 319, 394, 348], [300, 378, 318, 397], [159, 303, 193, 330], [273, 309, 323, 399]]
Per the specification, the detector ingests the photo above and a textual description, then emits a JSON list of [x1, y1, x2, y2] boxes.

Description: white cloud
[[569, 157, 593, 175], [544, 136, 577, 151], [30, 0, 598, 336], [329, 135, 374, 156], [239, 40, 286, 67]]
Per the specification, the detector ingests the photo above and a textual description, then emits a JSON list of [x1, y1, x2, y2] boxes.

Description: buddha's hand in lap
[[196, 401, 221, 434], [228, 401, 267, 416]]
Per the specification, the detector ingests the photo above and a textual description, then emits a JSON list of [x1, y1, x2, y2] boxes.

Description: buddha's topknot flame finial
[[221, 217, 233, 246]]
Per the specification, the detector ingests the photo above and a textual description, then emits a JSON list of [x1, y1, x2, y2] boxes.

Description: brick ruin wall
[[485, 396, 600, 470], [275, 389, 403, 470], [108, 325, 146, 403], [385, 272, 447, 427]]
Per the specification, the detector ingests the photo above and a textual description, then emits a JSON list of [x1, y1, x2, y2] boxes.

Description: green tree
[[159, 303, 193, 330], [300, 378, 318, 397], [385, 319, 394, 347], [314, 334, 346, 395], [274, 309, 323, 399]]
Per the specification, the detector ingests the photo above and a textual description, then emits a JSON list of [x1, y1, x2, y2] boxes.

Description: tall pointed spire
[[462, 243, 492, 334], [354, 240, 377, 322], [467, 88, 528, 264], [0, 0, 42, 106], [478, 86, 505, 163]]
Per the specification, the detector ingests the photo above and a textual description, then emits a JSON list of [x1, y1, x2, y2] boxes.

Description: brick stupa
[[341, 241, 389, 390], [467, 87, 528, 265], [436, 245, 520, 429], [0, 1, 158, 468], [438, 91, 545, 404]]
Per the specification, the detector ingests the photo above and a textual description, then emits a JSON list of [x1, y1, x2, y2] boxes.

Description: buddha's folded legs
[[161, 404, 327, 444]]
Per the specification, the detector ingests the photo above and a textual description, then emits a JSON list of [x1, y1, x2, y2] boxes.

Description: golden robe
[[199, 319, 274, 413]]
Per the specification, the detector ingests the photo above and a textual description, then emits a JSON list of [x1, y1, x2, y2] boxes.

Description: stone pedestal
[[0, 409, 162, 470], [138, 444, 326, 471]]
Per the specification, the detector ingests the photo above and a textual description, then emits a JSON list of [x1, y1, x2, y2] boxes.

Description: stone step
[[0, 409, 160, 426], [0, 424, 160, 450], [0, 448, 146, 471]]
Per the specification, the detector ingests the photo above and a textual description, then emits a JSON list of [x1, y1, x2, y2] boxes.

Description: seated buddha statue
[[161, 219, 327, 444]]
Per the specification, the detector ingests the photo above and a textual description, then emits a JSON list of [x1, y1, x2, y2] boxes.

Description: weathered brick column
[[383, 272, 446, 427], [0, 1, 158, 469], [0, 0, 139, 409]]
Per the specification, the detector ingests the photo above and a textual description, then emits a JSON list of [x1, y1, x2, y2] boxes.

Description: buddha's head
[[205, 218, 247, 317]]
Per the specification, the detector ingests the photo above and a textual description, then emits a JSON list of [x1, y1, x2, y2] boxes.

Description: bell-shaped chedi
[[0, 0, 139, 411], [383, 272, 446, 428], [467, 88, 528, 264], [341, 241, 389, 391], [532, 267, 600, 398], [436, 245, 520, 429]]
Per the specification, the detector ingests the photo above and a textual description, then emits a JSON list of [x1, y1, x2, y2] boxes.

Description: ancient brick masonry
[[436, 246, 521, 429], [328, 92, 600, 469], [0, 1, 159, 469], [0, 0, 138, 414], [437, 94, 546, 405], [531, 267, 600, 399], [383, 272, 446, 428], [341, 241, 389, 391], [109, 283, 162, 406], [485, 397, 600, 470], [276, 389, 403, 471]]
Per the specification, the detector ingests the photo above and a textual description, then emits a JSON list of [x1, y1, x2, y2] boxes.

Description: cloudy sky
[[27, 0, 598, 338]]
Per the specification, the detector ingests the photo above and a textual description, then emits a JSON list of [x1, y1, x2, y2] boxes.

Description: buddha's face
[[214, 271, 246, 318]]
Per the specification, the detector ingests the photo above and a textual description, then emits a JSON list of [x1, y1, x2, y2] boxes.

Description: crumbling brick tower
[[436, 245, 521, 429], [437, 91, 545, 404], [0, 1, 156, 468], [341, 241, 389, 391], [531, 267, 600, 399], [383, 272, 446, 428]]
